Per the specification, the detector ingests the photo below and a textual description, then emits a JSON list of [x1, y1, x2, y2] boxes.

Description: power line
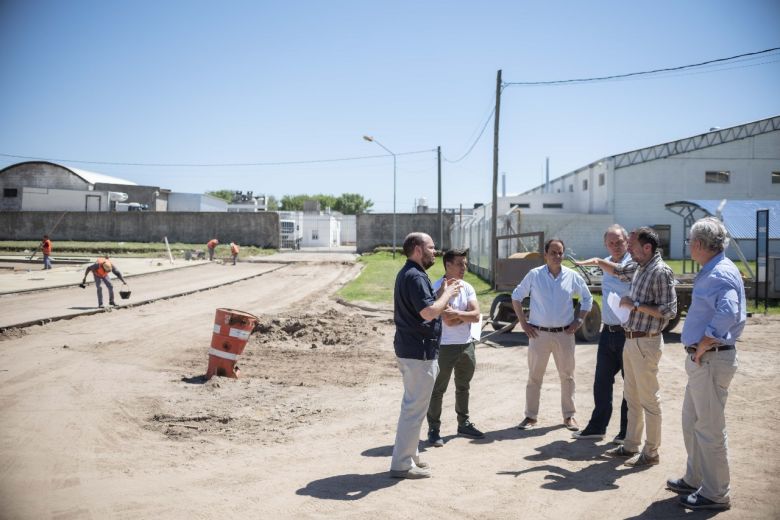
[[442, 47, 779, 164], [0, 149, 436, 168], [504, 47, 780, 87], [443, 86, 504, 164]]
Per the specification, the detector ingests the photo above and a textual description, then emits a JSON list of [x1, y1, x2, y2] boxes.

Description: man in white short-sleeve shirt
[[426, 249, 484, 446]]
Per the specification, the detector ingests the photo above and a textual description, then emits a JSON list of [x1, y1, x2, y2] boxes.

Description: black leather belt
[[625, 330, 661, 339], [530, 324, 566, 333], [685, 344, 735, 354], [604, 324, 624, 333]]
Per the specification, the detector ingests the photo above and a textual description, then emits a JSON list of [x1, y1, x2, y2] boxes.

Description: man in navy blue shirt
[[390, 232, 462, 479]]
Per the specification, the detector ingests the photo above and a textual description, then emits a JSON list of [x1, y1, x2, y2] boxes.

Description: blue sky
[[1, 0, 778, 212]]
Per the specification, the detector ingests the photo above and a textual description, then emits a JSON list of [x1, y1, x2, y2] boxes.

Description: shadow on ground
[[296, 472, 399, 501]]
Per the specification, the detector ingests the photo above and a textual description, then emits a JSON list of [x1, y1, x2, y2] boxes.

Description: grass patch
[[337, 251, 499, 310], [338, 252, 779, 315], [0, 240, 276, 259]]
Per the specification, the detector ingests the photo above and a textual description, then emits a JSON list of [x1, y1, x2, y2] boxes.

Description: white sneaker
[[390, 467, 431, 479]]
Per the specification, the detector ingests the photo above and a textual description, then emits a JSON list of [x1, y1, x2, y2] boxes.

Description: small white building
[[168, 193, 228, 212]]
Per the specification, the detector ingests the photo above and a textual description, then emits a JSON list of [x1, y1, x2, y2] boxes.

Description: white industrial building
[[455, 115, 780, 271], [168, 192, 228, 212], [0, 161, 169, 211]]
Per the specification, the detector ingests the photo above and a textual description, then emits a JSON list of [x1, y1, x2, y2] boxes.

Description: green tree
[[206, 189, 236, 203], [266, 195, 279, 211], [334, 193, 373, 214], [280, 194, 339, 211]]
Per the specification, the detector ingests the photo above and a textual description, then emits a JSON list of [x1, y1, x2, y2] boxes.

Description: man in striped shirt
[[577, 227, 677, 467]]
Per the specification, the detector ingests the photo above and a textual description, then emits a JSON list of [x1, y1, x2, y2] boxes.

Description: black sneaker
[[572, 429, 605, 440], [428, 429, 444, 447], [667, 478, 698, 494], [457, 421, 485, 439], [612, 433, 625, 445]]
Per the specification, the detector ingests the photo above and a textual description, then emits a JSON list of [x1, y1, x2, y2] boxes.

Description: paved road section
[[0, 261, 287, 330]]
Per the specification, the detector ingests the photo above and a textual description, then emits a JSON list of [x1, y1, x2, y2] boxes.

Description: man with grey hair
[[390, 232, 461, 479], [667, 217, 745, 511]]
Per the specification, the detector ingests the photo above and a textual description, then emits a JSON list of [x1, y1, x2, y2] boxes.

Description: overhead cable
[[0, 149, 436, 168], [504, 47, 780, 87]]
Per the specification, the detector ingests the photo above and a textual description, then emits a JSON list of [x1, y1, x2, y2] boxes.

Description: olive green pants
[[426, 342, 476, 431]]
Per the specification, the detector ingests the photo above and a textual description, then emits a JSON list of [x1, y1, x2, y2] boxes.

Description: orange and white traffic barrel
[[206, 308, 259, 379]]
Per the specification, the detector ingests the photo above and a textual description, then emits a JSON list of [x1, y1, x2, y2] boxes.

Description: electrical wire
[[0, 149, 436, 168], [441, 47, 779, 164], [504, 47, 780, 87]]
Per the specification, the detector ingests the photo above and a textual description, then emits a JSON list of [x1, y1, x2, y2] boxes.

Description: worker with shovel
[[40, 235, 53, 270], [80, 256, 128, 308]]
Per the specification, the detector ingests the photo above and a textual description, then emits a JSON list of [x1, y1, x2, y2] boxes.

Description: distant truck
[[115, 202, 149, 212]]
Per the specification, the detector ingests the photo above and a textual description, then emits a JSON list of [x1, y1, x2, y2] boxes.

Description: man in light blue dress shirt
[[667, 217, 745, 511], [512, 238, 593, 431]]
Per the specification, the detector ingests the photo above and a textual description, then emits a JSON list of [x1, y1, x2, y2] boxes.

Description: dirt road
[[1, 255, 778, 519]]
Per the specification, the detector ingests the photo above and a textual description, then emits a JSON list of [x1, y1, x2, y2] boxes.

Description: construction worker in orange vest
[[230, 242, 239, 265], [207, 238, 219, 261], [81, 256, 127, 307], [40, 235, 53, 270]]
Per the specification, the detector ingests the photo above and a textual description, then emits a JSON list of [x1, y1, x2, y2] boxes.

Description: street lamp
[[363, 135, 397, 258]]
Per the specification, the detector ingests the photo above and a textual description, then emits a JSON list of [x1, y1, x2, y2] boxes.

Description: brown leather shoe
[[563, 417, 579, 431], [517, 417, 537, 430]]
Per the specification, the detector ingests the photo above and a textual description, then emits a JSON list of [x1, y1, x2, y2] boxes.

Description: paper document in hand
[[607, 292, 631, 324], [471, 315, 483, 341]]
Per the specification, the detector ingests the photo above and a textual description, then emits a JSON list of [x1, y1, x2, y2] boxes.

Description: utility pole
[[437, 146, 442, 249], [490, 69, 502, 286]]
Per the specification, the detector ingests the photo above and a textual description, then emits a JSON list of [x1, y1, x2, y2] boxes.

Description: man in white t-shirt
[[426, 249, 484, 446]]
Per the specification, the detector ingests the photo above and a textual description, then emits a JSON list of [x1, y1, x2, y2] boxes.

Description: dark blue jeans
[[585, 328, 628, 436]]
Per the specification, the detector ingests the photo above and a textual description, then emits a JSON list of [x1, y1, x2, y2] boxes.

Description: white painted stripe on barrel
[[208, 348, 238, 361], [229, 328, 251, 340], [213, 324, 221, 334]]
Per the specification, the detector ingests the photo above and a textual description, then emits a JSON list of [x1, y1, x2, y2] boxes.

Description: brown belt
[[685, 344, 735, 354], [624, 330, 661, 339]]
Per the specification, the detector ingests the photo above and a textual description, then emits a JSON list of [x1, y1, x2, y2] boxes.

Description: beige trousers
[[623, 335, 663, 456], [682, 349, 738, 504], [525, 331, 576, 420]]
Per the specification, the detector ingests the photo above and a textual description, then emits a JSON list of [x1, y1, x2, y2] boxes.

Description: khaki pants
[[623, 335, 663, 456], [525, 331, 576, 420], [391, 357, 439, 472], [682, 349, 738, 504]]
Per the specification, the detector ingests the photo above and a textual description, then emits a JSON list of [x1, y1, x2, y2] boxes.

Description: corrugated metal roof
[[67, 165, 137, 186], [668, 199, 780, 239]]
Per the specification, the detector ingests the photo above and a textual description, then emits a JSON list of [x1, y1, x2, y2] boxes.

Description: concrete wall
[[0, 211, 280, 248], [357, 213, 453, 253]]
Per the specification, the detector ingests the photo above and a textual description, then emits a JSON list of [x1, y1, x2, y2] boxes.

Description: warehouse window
[[582, 179, 588, 191], [543, 203, 563, 209], [705, 170, 730, 183], [3, 188, 18, 197], [510, 203, 530, 209], [599, 173, 605, 186], [772, 172, 780, 184], [568, 184, 573, 192]]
